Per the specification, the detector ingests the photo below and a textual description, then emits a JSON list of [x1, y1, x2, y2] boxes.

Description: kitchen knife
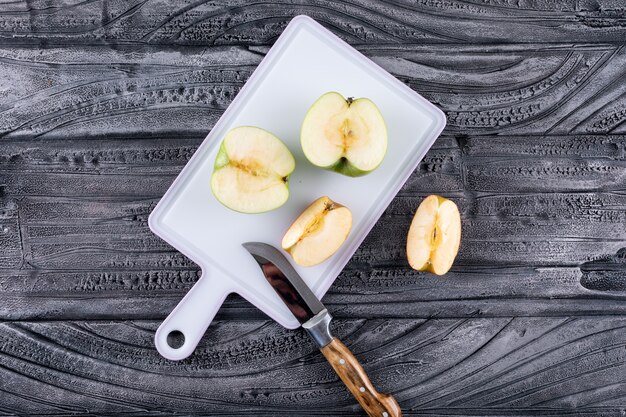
[[243, 242, 401, 417]]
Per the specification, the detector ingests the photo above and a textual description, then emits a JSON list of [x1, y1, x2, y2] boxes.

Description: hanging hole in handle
[[167, 330, 185, 349]]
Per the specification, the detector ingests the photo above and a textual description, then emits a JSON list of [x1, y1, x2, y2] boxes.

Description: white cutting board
[[149, 15, 446, 360]]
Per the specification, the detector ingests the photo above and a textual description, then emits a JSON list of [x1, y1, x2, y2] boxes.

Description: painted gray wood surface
[[1, 1, 626, 416]]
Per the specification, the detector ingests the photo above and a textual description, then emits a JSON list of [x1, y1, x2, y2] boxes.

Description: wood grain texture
[[0, 317, 625, 415], [1, 1, 626, 415], [3, 45, 626, 139], [0, 0, 625, 46]]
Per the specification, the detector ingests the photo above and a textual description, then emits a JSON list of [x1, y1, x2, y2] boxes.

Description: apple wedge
[[211, 126, 295, 213], [282, 196, 352, 267], [301, 92, 387, 177], [407, 195, 461, 275]]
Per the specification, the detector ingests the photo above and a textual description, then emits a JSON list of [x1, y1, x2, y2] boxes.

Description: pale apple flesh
[[301, 92, 387, 177], [211, 126, 295, 213], [407, 195, 461, 275], [282, 196, 352, 267]]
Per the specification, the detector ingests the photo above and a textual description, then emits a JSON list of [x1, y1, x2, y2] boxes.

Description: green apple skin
[[301, 92, 387, 178], [324, 157, 370, 177], [213, 141, 230, 170]]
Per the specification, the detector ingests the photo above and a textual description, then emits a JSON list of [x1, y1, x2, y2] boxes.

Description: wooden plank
[[0, 317, 624, 415], [3, 261, 626, 321], [0, 0, 625, 46], [0, 199, 21, 269], [2, 45, 626, 139]]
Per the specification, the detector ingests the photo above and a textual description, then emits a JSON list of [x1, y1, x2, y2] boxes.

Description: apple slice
[[407, 195, 461, 275], [211, 126, 295, 213], [301, 92, 387, 177], [282, 196, 352, 267]]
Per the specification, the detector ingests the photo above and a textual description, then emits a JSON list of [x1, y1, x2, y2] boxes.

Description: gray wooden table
[[1, 2, 626, 416]]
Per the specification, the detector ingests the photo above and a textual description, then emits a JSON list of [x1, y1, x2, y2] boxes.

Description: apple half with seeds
[[211, 126, 295, 213], [282, 196, 352, 267], [301, 92, 387, 177], [407, 195, 461, 275]]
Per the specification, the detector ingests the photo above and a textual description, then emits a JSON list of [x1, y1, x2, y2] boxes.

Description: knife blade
[[243, 241, 324, 323], [243, 242, 401, 417]]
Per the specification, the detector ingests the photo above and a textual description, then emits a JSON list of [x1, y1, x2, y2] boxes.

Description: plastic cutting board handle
[[154, 270, 231, 360]]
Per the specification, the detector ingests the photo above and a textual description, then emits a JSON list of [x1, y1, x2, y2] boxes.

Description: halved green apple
[[211, 126, 295, 213], [282, 196, 352, 267], [301, 92, 387, 177]]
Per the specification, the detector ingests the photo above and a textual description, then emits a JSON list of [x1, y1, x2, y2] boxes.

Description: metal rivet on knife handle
[[320, 338, 402, 417]]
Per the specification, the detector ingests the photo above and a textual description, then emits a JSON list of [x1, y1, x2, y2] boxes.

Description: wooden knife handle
[[320, 338, 401, 417]]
